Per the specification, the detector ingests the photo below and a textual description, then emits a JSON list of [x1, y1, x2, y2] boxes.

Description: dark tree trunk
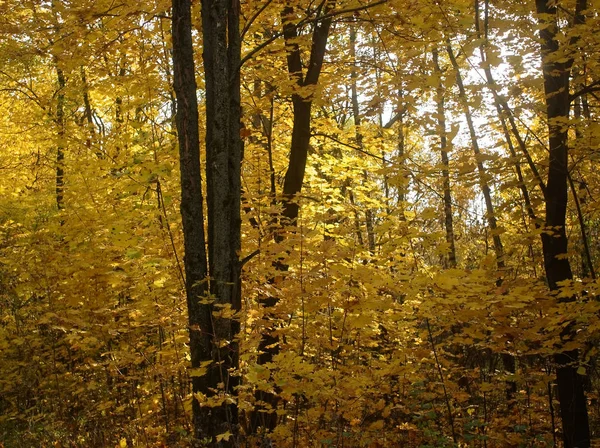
[[172, 0, 242, 444], [280, 2, 335, 225], [251, 1, 335, 434], [202, 0, 242, 441], [55, 65, 65, 213], [172, 0, 212, 439], [535, 1, 590, 446]]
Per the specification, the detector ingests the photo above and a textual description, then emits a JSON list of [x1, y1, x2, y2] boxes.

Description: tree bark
[[535, 0, 590, 446], [279, 1, 335, 225], [173, 0, 242, 444], [55, 64, 65, 213], [202, 0, 242, 440], [172, 0, 212, 439]]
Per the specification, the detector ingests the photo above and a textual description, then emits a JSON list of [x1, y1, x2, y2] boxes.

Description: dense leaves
[[1, 0, 600, 446]]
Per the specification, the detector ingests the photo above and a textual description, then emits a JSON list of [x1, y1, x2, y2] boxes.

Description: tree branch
[[312, 132, 386, 161], [570, 79, 600, 102], [239, 0, 388, 70]]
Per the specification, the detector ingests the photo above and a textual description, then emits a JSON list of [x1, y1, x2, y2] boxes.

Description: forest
[[1, 0, 599, 446]]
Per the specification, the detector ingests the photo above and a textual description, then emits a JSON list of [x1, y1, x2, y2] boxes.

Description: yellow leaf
[[216, 431, 232, 442], [188, 367, 208, 377], [368, 420, 385, 430]]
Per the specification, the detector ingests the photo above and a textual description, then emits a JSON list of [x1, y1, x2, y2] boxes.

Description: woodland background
[[1, 0, 600, 446]]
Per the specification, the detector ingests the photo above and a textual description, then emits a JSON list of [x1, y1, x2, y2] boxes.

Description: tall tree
[[446, 38, 517, 400], [201, 0, 243, 442], [171, 0, 211, 440], [172, 0, 242, 443], [535, 0, 590, 446], [446, 41, 505, 274]]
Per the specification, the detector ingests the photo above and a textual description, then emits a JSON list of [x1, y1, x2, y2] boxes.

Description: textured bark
[[173, 0, 241, 444], [172, 0, 212, 437], [535, 0, 590, 446], [202, 0, 242, 440]]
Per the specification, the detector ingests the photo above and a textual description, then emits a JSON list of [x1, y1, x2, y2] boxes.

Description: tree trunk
[[446, 42, 504, 270], [55, 64, 65, 213], [172, 0, 211, 439], [432, 48, 457, 269], [446, 41, 516, 400], [172, 0, 242, 444], [279, 2, 335, 225], [535, 0, 590, 446], [571, 97, 595, 280], [80, 67, 99, 158], [251, 1, 335, 434], [350, 24, 376, 253], [476, 0, 539, 227], [202, 0, 242, 440]]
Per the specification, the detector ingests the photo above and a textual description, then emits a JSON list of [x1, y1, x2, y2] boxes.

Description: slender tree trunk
[[350, 24, 376, 253], [535, 0, 590, 446], [477, 0, 543, 275], [571, 98, 595, 280], [395, 89, 406, 207], [568, 172, 595, 280], [446, 41, 517, 399], [50, 3, 65, 217], [172, 0, 211, 437], [476, 0, 539, 226], [432, 49, 457, 269], [279, 1, 335, 225], [446, 42, 504, 271], [55, 64, 65, 213], [80, 67, 99, 158], [251, 1, 335, 433]]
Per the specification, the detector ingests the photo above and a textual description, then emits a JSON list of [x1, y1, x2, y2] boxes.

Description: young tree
[[252, 0, 336, 433]]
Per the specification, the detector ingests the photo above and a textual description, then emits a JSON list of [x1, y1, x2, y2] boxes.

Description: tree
[[536, 0, 591, 446], [2, 0, 600, 446], [172, 0, 241, 443], [251, 0, 336, 434]]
